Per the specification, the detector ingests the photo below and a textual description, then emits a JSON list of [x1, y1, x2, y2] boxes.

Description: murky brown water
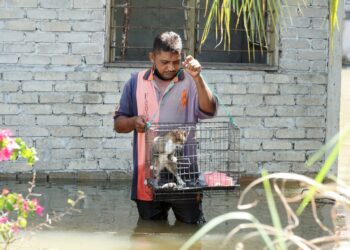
[[0, 180, 333, 250]]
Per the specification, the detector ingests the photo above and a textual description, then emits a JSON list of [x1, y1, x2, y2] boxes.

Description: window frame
[[104, 0, 279, 71]]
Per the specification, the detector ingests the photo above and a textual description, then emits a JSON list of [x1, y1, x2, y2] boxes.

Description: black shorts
[[135, 198, 205, 224]]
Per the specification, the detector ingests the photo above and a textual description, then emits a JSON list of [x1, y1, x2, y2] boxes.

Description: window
[[106, 0, 277, 68]]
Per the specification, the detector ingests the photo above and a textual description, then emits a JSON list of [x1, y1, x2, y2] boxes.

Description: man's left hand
[[182, 55, 202, 81]]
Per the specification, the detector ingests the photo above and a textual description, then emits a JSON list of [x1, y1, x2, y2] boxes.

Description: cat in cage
[[151, 129, 188, 188]]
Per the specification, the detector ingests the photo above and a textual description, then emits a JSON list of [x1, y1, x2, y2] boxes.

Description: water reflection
[[0, 180, 333, 250]]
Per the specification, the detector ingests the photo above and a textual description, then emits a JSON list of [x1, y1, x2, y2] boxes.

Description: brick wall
[[0, 0, 330, 179]]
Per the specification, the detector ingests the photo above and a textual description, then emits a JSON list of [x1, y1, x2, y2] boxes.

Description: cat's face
[[173, 129, 187, 143]]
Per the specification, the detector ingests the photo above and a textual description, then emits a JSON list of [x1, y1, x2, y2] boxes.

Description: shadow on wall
[[343, 6, 350, 64]]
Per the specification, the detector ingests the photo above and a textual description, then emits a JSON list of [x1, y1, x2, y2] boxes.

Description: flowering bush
[[0, 129, 38, 165], [0, 129, 41, 248]]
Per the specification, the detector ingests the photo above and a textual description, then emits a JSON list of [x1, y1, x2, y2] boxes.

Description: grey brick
[[36, 115, 68, 125], [39, 21, 71, 32], [48, 171, 76, 180], [297, 74, 327, 84], [69, 138, 101, 148], [294, 140, 324, 150], [55, 82, 85, 91], [109, 170, 132, 180], [51, 55, 82, 65], [27, 9, 57, 19], [276, 129, 305, 139], [39, 93, 70, 103], [280, 59, 310, 71], [103, 94, 121, 104], [67, 160, 98, 170], [84, 149, 117, 159], [217, 106, 244, 117], [18, 127, 49, 136], [280, 84, 309, 94], [50, 127, 81, 137], [8, 93, 38, 103], [0, 104, 19, 114], [102, 138, 132, 149], [265, 96, 295, 105], [263, 162, 292, 172], [275, 151, 306, 161], [35, 72, 66, 81], [99, 159, 130, 170], [72, 93, 102, 104], [77, 171, 108, 180], [0, 8, 25, 18], [5, 115, 36, 125], [4, 43, 35, 53], [243, 128, 274, 139], [5, 20, 36, 31], [21, 104, 52, 114], [88, 82, 118, 92], [35, 137, 68, 148], [246, 106, 275, 116], [310, 61, 327, 72], [51, 149, 82, 159], [39, 0, 71, 8], [310, 85, 326, 95], [240, 139, 261, 150], [241, 151, 274, 162], [82, 127, 115, 138], [281, 38, 310, 49], [22, 81, 53, 92], [296, 117, 325, 128], [57, 9, 90, 20], [216, 84, 246, 94], [69, 116, 101, 126], [306, 128, 325, 138], [53, 104, 84, 114], [19, 55, 51, 65], [312, 0, 328, 6], [311, 39, 328, 50], [247, 84, 278, 94], [232, 95, 263, 106], [0, 31, 24, 42], [0, 81, 20, 91], [67, 72, 99, 81], [282, 17, 311, 28], [264, 118, 295, 128], [101, 72, 131, 82], [6, 0, 38, 7], [71, 21, 104, 32], [73, 0, 104, 8], [276, 106, 306, 116], [85, 104, 115, 115], [37, 43, 69, 54], [85, 55, 103, 65], [0, 54, 18, 63], [264, 74, 295, 84], [298, 51, 327, 61], [262, 140, 292, 150], [306, 106, 326, 117], [57, 32, 90, 43], [25, 32, 55, 42], [234, 117, 263, 127]]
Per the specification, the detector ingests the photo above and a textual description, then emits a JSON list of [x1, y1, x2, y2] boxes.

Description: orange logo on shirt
[[181, 90, 187, 107]]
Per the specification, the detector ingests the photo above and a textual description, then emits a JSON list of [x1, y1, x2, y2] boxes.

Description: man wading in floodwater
[[114, 31, 217, 224]]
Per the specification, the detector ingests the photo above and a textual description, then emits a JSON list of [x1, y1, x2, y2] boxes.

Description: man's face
[[150, 51, 181, 80]]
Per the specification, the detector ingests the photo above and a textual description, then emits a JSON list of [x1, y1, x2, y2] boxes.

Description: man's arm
[[114, 115, 147, 133], [182, 55, 216, 114]]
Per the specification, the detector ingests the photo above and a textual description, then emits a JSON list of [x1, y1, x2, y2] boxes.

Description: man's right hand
[[133, 116, 147, 133]]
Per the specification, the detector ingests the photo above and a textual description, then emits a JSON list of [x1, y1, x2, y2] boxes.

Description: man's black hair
[[153, 31, 182, 53]]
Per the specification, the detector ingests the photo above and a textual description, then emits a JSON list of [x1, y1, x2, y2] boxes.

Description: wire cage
[[145, 122, 240, 201]]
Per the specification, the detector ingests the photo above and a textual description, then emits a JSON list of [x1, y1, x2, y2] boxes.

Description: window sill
[[104, 61, 278, 72]]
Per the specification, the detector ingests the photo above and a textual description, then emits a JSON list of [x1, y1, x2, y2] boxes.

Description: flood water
[[1, 180, 333, 250]]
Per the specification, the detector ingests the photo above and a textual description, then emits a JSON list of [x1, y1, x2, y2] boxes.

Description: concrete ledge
[[77, 171, 108, 180]]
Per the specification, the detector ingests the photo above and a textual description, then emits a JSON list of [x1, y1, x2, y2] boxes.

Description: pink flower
[[36, 205, 44, 217], [0, 147, 12, 161], [11, 224, 20, 234], [22, 200, 29, 212], [0, 216, 8, 224]]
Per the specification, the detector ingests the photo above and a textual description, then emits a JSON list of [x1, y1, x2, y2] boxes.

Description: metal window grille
[[109, 0, 275, 65], [145, 122, 240, 201]]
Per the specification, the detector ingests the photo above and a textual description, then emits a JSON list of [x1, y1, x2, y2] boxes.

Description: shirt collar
[[143, 67, 185, 83]]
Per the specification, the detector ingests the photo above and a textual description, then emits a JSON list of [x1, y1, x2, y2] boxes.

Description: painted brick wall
[[0, 0, 329, 178]]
